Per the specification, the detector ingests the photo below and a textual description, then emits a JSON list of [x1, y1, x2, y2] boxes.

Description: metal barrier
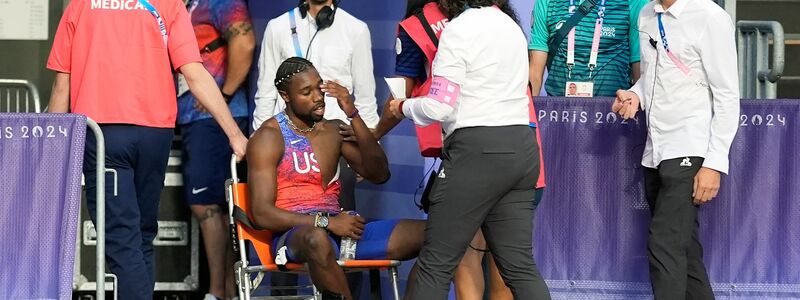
[[86, 118, 109, 300], [0, 79, 41, 113], [0, 114, 107, 299], [738, 21, 785, 99]]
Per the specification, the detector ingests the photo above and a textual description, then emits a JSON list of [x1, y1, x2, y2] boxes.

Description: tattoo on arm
[[197, 206, 222, 222], [224, 22, 253, 40]]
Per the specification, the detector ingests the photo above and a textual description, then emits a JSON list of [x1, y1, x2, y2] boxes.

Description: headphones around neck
[[300, 0, 341, 30]]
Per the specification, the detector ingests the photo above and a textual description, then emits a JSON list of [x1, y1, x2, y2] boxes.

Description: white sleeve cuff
[[401, 99, 415, 118], [702, 155, 729, 175]]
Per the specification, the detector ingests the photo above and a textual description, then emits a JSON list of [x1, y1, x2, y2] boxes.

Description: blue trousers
[[84, 125, 173, 300]]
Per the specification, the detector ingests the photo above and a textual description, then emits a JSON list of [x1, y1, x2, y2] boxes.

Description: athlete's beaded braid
[[275, 57, 316, 92]]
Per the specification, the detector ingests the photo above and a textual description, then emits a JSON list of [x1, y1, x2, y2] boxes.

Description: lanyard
[[187, 0, 199, 16], [656, 13, 691, 75], [138, 0, 168, 47], [566, 0, 606, 79], [288, 8, 304, 58]]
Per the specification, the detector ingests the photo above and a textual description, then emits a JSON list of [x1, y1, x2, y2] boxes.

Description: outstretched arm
[[180, 62, 248, 159], [373, 76, 416, 140]]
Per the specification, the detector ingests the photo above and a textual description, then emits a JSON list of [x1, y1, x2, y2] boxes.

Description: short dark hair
[[438, 0, 520, 25], [275, 57, 315, 92], [405, 0, 437, 19]]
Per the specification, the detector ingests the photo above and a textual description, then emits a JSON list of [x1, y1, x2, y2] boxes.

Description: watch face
[[319, 216, 329, 228]]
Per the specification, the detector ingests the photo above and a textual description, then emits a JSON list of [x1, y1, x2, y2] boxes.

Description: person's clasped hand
[[612, 89, 640, 120]]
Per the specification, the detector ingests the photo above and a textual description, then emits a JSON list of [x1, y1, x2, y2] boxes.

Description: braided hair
[[275, 57, 316, 93]]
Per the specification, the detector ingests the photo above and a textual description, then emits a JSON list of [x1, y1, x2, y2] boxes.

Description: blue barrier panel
[[535, 97, 800, 299], [0, 114, 87, 299]]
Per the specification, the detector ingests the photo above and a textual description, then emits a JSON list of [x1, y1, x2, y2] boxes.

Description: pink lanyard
[[566, 0, 606, 79], [657, 13, 691, 75]]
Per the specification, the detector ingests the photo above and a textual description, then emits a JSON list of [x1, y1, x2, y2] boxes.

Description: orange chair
[[225, 155, 402, 300]]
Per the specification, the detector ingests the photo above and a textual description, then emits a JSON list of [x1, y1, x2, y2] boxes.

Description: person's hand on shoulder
[[338, 123, 357, 142]]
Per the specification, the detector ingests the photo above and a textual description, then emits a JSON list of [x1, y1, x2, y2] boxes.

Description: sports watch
[[314, 212, 330, 229]]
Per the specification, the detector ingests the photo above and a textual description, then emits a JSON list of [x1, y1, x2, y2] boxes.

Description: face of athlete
[[280, 68, 326, 124], [568, 83, 577, 95]]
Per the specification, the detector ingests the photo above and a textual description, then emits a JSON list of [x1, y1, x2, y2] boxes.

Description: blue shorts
[[249, 219, 400, 265], [181, 117, 248, 206]]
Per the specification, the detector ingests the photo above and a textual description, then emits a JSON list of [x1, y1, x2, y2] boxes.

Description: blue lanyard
[[655, 12, 693, 75], [288, 9, 304, 58], [138, 0, 168, 46], [656, 13, 670, 52]]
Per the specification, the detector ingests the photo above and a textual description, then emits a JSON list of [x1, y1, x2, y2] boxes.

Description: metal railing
[[0, 79, 41, 113], [738, 20, 785, 99], [87, 118, 109, 300]]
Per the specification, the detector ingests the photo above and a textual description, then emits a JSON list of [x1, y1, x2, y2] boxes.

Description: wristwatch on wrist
[[314, 212, 329, 229]]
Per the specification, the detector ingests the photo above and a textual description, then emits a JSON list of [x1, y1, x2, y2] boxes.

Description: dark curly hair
[[274, 57, 316, 92], [438, 0, 520, 25], [405, 0, 438, 19]]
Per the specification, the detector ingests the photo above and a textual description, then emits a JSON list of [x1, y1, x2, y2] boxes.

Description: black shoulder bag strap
[[546, 0, 599, 67], [414, 11, 440, 47], [232, 206, 259, 230], [201, 36, 227, 54]]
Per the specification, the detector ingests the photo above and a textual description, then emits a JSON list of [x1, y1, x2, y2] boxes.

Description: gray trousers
[[410, 125, 551, 300], [644, 157, 714, 300]]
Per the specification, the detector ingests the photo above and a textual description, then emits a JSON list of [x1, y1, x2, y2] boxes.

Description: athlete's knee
[[300, 228, 336, 264], [386, 221, 424, 259]]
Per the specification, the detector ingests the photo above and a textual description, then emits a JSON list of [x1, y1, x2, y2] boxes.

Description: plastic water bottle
[[339, 211, 358, 261]]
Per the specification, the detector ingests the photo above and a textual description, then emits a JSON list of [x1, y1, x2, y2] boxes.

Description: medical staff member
[[47, 0, 247, 298], [386, 1, 551, 298]]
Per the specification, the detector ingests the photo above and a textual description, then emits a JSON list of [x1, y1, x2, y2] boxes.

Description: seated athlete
[[247, 57, 424, 300]]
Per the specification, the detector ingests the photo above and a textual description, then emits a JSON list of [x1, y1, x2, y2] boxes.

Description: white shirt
[[629, 0, 739, 174], [402, 7, 530, 137], [253, 7, 379, 130]]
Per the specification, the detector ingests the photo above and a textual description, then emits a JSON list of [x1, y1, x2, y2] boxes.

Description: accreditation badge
[[565, 81, 594, 97]]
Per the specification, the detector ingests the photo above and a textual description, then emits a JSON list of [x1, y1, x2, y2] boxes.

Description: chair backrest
[[231, 182, 276, 265], [0, 79, 41, 113]]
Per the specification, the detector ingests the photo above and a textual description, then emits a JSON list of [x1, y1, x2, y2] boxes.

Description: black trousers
[[410, 125, 551, 300], [644, 157, 714, 300], [270, 158, 362, 297]]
